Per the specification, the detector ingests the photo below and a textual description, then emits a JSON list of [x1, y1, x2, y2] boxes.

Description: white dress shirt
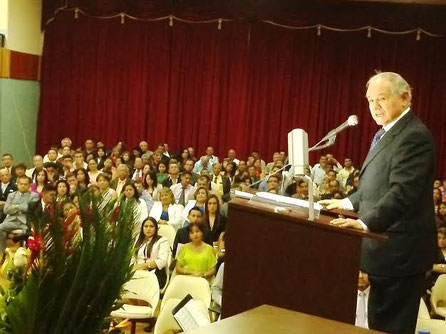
[[355, 286, 370, 328], [170, 183, 196, 205]]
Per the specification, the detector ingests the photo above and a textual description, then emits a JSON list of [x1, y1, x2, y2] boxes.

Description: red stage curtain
[[38, 11, 446, 176]]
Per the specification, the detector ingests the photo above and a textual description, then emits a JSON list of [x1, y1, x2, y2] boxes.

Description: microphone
[[321, 115, 358, 141]]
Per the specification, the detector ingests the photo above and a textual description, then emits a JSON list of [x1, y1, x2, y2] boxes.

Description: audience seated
[[149, 187, 184, 231], [203, 195, 226, 243], [173, 207, 212, 257], [175, 221, 217, 280], [133, 217, 170, 288], [0, 167, 17, 222], [121, 183, 148, 230], [182, 187, 209, 222], [162, 163, 181, 188], [3, 138, 446, 331], [210, 163, 231, 202], [356, 271, 370, 329], [110, 164, 132, 196], [30, 168, 47, 198], [96, 173, 117, 212], [170, 172, 195, 206], [211, 262, 224, 309]]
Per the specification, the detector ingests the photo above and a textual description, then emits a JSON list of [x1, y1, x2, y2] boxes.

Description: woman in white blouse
[[149, 187, 184, 231], [134, 217, 170, 287], [182, 186, 209, 224]]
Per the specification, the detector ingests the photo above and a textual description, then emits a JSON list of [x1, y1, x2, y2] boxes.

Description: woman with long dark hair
[[203, 195, 226, 242], [31, 168, 48, 198], [134, 217, 170, 287]]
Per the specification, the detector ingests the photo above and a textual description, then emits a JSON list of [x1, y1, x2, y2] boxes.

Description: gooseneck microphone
[[310, 115, 359, 151]]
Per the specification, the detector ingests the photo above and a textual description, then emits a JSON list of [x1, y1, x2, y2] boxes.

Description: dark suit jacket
[[349, 111, 436, 277], [212, 175, 231, 202], [0, 182, 17, 202], [27, 200, 44, 227]]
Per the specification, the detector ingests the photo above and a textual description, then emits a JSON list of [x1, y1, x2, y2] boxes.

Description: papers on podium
[[235, 190, 322, 219], [172, 294, 210, 331]]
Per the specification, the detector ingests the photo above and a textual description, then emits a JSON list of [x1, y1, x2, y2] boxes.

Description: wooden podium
[[221, 198, 386, 323]]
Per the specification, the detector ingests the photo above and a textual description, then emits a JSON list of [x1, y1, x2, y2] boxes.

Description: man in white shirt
[[338, 158, 355, 189], [171, 172, 195, 206], [356, 271, 370, 328], [226, 149, 239, 165], [26, 155, 44, 181], [193, 156, 213, 174], [131, 158, 144, 180], [110, 164, 132, 195], [43, 148, 61, 163], [202, 146, 219, 166], [311, 155, 328, 186], [1, 154, 14, 175]]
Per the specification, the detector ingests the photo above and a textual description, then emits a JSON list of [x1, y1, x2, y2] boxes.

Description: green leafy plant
[[0, 192, 137, 334]]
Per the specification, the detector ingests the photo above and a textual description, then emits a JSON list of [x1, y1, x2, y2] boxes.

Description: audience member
[[133, 217, 170, 287], [143, 171, 162, 201], [210, 163, 230, 202], [96, 173, 117, 212], [110, 164, 132, 196], [356, 271, 370, 329], [74, 168, 90, 189], [55, 180, 70, 202], [162, 163, 181, 188], [149, 187, 184, 231], [173, 207, 212, 257], [175, 221, 217, 280], [30, 168, 48, 198], [0, 176, 39, 255], [170, 172, 195, 206], [0, 168, 17, 222], [203, 195, 226, 242], [25, 155, 44, 181], [134, 180, 154, 214], [121, 183, 148, 230]]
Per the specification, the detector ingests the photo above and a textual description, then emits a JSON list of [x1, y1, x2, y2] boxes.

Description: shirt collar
[[383, 107, 411, 133]]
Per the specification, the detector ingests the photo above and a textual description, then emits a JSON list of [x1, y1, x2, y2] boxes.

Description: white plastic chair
[[416, 318, 446, 334], [158, 224, 176, 251], [153, 298, 209, 334], [160, 275, 211, 311], [110, 270, 160, 334], [431, 274, 446, 318], [418, 298, 431, 320]]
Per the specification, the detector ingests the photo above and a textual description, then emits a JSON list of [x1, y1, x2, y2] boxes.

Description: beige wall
[[5, 0, 43, 55]]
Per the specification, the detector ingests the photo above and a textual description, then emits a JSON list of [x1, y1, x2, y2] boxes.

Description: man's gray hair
[[366, 72, 412, 101]]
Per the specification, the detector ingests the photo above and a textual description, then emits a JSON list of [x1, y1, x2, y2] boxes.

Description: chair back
[[431, 274, 446, 313], [160, 275, 211, 311], [416, 318, 446, 334], [158, 225, 176, 251], [122, 270, 160, 309], [418, 298, 430, 319]]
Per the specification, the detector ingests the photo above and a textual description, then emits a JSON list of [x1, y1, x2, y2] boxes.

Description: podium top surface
[[186, 305, 384, 334], [229, 197, 386, 242]]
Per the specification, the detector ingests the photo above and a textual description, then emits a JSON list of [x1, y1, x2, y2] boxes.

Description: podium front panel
[[221, 199, 364, 323]]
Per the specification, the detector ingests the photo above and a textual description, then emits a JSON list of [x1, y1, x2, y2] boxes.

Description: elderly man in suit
[[0, 176, 39, 255], [321, 72, 436, 334], [110, 164, 133, 196], [0, 167, 18, 221]]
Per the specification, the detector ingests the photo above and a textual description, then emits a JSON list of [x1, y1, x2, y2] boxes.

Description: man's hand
[[330, 218, 364, 230], [318, 199, 344, 210]]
